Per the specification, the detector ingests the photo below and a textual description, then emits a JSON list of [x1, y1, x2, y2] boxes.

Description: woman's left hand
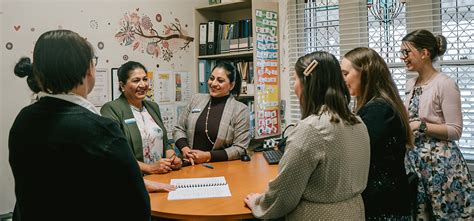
[[188, 149, 211, 164], [244, 192, 262, 209]]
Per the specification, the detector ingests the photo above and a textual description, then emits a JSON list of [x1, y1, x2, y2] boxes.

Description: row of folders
[[199, 19, 253, 56]]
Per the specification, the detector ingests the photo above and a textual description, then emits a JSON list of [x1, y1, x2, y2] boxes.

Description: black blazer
[[9, 97, 150, 221], [357, 98, 411, 218]]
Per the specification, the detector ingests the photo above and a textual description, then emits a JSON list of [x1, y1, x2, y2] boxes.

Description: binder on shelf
[[248, 18, 253, 49], [199, 23, 208, 56], [198, 60, 212, 93], [229, 21, 240, 52], [238, 19, 250, 50], [220, 24, 231, 53], [207, 20, 223, 55]]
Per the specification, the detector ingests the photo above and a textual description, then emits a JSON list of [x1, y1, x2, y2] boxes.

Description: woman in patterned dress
[[401, 29, 473, 219], [244, 51, 371, 220]]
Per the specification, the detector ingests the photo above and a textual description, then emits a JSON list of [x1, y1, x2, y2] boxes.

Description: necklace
[[204, 99, 215, 145]]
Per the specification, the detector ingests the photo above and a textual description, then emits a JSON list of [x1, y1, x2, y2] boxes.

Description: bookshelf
[[194, 0, 280, 139], [198, 51, 253, 59]]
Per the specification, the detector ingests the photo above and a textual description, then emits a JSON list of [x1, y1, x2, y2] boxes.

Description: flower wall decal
[[115, 11, 194, 62]]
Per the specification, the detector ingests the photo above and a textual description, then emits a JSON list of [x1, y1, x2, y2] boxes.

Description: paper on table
[[167, 176, 231, 200]]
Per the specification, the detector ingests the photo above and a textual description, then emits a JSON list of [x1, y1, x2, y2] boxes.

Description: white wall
[[0, 0, 206, 214]]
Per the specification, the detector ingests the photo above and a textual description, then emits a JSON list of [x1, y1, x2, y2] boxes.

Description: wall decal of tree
[[115, 11, 194, 62]]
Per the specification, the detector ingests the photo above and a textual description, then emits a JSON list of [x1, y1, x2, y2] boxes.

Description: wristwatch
[[418, 121, 427, 133]]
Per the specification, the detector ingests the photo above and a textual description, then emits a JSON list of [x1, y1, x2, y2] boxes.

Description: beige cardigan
[[404, 73, 463, 140], [173, 94, 250, 160]]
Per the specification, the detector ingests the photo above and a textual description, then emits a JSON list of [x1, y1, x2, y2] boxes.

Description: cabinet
[[194, 0, 280, 139]]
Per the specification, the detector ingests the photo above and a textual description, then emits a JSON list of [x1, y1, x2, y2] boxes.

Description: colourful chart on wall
[[255, 9, 280, 138]]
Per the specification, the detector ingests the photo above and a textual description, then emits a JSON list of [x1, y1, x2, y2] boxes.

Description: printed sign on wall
[[255, 9, 280, 138]]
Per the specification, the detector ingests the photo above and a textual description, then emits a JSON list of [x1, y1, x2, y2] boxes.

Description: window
[[287, 0, 340, 123], [286, 0, 474, 160], [440, 0, 474, 159]]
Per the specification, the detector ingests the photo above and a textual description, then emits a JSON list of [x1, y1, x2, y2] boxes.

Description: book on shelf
[[167, 176, 231, 200]]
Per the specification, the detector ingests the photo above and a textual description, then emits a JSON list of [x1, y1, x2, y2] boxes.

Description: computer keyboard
[[263, 150, 283, 165]]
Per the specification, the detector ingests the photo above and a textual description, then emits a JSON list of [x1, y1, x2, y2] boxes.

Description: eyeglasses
[[92, 56, 99, 67], [399, 49, 412, 57]]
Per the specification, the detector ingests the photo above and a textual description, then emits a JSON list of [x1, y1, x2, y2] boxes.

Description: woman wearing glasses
[[401, 29, 473, 219], [101, 61, 182, 174]]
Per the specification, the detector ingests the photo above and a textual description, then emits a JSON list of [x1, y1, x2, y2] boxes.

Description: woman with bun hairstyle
[[14, 57, 41, 103], [9, 30, 155, 220], [401, 29, 473, 219]]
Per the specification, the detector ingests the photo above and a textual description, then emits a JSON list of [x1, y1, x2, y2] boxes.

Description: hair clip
[[303, 60, 318, 77]]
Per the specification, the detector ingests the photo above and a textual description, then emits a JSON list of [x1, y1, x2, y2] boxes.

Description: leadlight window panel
[[368, 2, 407, 63], [287, 0, 340, 124], [440, 0, 474, 160]]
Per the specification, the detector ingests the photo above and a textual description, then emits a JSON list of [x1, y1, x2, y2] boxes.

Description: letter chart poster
[[255, 9, 280, 138]]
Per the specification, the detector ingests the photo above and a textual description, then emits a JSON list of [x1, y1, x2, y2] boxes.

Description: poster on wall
[[175, 71, 191, 102], [146, 71, 156, 101], [254, 9, 280, 138], [154, 72, 175, 103], [89, 68, 110, 107], [159, 103, 177, 138]]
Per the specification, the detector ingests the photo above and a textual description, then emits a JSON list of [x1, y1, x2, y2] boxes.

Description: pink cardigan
[[404, 73, 463, 140]]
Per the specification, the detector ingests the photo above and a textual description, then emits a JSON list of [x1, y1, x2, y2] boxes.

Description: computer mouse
[[241, 154, 251, 161]]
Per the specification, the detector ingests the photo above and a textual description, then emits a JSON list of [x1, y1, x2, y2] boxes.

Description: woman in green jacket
[[101, 61, 181, 174]]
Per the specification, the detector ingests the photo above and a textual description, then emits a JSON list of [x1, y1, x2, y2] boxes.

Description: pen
[[202, 163, 214, 169], [168, 153, 176, 161]]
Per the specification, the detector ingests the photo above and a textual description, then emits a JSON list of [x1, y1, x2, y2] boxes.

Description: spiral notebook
[[167, 176, 231, 200]]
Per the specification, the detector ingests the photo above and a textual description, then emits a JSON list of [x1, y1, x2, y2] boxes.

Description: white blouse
[[131, 105, 164, 164]]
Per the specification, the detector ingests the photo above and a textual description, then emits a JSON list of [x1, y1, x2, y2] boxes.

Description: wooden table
[[145, 152, 278, 220]]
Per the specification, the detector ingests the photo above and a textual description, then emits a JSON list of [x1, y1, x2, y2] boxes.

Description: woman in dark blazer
[[173, 61, 250, 164], [342, 47, 414, 220], [101, 61, 182, 174], [9, 29, 150, 221]]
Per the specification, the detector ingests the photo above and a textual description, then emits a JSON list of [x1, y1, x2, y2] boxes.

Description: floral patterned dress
[[405, 86, 473, 220]]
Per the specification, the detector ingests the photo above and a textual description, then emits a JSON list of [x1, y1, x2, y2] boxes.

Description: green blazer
[[100, 95, 170, 162]]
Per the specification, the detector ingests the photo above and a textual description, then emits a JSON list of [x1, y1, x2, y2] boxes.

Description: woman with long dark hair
[[244, 51, 370, 220], [342, 47, 414, 220]]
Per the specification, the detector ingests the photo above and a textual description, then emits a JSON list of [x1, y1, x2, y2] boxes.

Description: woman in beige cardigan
[[401, 29, 473, 220], [244, 51, 370, 220], [173, 61, 249, 164]]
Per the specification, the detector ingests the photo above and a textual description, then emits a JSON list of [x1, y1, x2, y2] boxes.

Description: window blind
[[286, 0, 474, 160]]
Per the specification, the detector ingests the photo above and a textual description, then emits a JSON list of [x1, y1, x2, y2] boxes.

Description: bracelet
[[418, 120, 427, 133]]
